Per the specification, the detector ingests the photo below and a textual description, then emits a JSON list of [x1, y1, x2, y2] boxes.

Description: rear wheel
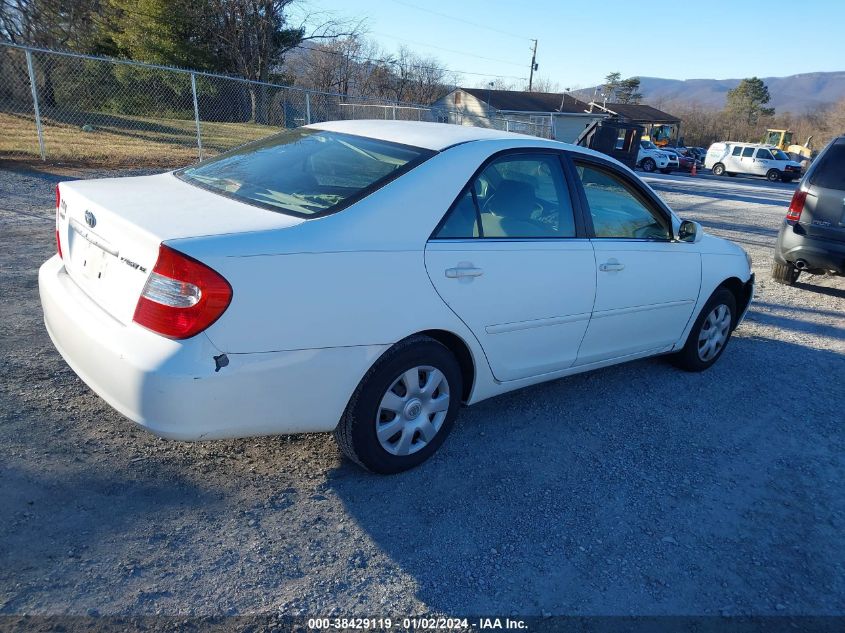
[[712, 163, 726, 176], [672, 288, 736, 372], [771, 260, 800, 285], [641, 158, 656, 172], [334, 335, 462, 474], [767, 169, 782, 182]]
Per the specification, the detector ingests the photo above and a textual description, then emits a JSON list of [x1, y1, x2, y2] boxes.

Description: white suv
[[637, 140, 673, 173], [705, 142, 803, 182]]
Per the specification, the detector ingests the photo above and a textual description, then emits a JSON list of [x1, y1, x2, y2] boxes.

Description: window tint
[[756, 149, 774, 160], [574, 162, 671, 240], [732, 146, 742, 156], [434, 154, 576, 239], [810, 141, 845, 190], [742, 147, 755, 158], [179, 129, 433, 217]]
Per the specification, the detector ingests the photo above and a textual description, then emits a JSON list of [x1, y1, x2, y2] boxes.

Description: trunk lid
[[57, 172, 303, 325]]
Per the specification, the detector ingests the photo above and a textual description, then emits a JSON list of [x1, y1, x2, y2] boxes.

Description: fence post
[[190, 73, 203, 160], [25, 50, 46, 161], [392, 105, 396, 120], [305, 92, 311, 124]]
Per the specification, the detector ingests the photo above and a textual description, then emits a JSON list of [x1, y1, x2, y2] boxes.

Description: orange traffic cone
[[690, 162, 697, 177]]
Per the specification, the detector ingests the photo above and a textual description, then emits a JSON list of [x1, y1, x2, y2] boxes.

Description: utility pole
[[528, 39, 538, 91]]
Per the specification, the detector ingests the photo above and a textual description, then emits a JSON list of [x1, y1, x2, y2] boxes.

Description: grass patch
[[0, 110, 282, 168]]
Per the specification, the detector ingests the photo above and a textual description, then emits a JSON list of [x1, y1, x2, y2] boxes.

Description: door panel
[[425, 241, 596, 381], [576, 241, 701, 364]]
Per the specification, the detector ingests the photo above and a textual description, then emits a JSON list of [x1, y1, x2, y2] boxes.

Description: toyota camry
[[40, 120, 754, 473]]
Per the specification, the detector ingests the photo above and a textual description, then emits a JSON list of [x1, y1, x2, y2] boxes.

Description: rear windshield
[[177, 129, 435, 217], [809, 141, 845, 190]]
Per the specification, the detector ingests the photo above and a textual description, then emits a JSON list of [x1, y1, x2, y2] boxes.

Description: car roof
[[306, 120, 542, 151]]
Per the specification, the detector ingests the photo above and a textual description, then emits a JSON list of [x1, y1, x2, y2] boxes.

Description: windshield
[[641, 141, 657, 150], [178, 129, 435, 217], [772, 149, 790, 161]]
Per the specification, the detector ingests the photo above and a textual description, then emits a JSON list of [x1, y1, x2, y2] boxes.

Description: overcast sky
[[307, 0, 845, 89]]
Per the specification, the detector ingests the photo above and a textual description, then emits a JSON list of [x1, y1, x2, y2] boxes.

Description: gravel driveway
[[1, 162, 843, 619]]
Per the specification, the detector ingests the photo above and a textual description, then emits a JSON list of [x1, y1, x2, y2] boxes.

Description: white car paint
[[704, 142, 802, 180], [39, 120, 753, 442], [636, 140, 671, 172]]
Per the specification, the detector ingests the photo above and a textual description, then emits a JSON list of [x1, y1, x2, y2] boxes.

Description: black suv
[[772, 135, 845, 284]]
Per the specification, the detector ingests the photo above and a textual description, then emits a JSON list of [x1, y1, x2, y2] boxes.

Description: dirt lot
[[0, 163, 843, 619]]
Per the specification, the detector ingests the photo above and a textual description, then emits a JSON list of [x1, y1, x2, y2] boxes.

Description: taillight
[[133, 244, 232, 339], [55, 184, 63, 259], [786, 190, 806, 223]]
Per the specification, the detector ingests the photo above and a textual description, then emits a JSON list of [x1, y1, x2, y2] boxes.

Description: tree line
[[0, 0, 457, 123]]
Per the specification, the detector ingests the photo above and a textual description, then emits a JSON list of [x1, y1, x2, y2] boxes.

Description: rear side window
[[742, 147, 755, 157], [732, 146, 742, 156], [810, 141, 845, 190], [178, 129, 434, 217], [434, 154, 576, 239]]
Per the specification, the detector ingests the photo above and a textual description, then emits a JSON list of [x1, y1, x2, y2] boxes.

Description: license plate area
[[69, 219, 117, 282]]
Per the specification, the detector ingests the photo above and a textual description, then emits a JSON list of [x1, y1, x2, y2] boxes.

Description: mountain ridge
[[572, 71, 845, 113]]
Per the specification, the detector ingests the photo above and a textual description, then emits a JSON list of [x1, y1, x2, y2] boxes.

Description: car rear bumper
[[774, 224, 845, 273], [39, 255, 387, 440]]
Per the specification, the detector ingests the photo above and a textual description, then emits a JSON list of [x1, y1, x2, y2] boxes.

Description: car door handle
[[599, 261, 625, 272], [445, 266, 483, 279]]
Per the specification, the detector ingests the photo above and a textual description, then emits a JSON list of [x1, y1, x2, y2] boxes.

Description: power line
[[372, 31, 526, 68], [390, 0, 532, 41], [295, 44, 527, 80]]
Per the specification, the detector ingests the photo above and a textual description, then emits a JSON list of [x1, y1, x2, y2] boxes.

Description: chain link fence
[[0, 42, 550, 168]]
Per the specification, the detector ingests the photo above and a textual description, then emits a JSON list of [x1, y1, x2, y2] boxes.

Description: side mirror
[[677, 219, 703, 243]]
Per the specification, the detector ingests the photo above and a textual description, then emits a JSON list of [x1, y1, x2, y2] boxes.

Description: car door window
[[434, 154, 576, 239], [732, 146, 742, 156], [756, 148, 774, 160], [742, 147, 755, 158], [574, 162, 671, 240]]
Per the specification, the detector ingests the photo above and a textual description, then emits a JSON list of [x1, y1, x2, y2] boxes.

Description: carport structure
[[587, 102, 682, 147]]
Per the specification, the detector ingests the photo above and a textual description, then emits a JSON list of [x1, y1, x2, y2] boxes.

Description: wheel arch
[[416, 329, 476, 402], [717, 276, 752, 327]]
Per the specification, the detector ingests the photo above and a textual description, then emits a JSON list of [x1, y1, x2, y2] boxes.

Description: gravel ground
[[0, 162, 843, 619]]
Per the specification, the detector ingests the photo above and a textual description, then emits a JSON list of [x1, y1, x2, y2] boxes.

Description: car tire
[[642, 158, 656, 172], [771, 260, 800, 285], [671, 287, 737, 372], [766, 169, 782, 182], [334, 335, 463, 474], [712, 163, 725, 176]]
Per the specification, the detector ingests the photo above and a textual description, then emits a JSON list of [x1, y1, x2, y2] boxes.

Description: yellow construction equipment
[[763, 129, 814, 163]]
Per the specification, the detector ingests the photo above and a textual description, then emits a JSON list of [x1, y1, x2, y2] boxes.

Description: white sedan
[[40, 121, 754, 473]]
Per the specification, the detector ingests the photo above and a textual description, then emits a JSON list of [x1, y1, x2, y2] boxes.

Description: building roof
[[308, 120, 543, 151], [460, 88, 592, 114], [591, 102, 680, 123]]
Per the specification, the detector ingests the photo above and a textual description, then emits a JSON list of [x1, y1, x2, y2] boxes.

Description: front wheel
[[334, 335, 463, 474], [766, 169, 782, 182], [671, 288, 736, 372], [712, 163, 726, 176], [641, 158, 656, 172]]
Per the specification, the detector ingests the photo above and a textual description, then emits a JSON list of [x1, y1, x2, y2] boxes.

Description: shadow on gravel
[[0, 463, 218, 614], [792, 281, 845, 301], [329, 337, 845, 615]]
